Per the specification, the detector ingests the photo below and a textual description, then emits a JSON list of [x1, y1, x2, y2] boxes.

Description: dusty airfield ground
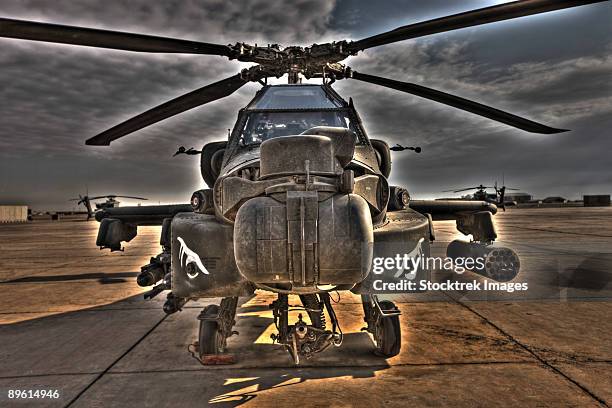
[[0, 206, 611, 407]]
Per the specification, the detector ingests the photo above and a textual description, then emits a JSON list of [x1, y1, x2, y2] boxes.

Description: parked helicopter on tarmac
[[69, 194, 148, 220], [1, 0, 602, 364], [442, 182, 520, 210]]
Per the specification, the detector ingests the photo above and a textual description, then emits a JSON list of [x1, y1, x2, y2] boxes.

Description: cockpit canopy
[[246, 85, 344, 110], [238, 85, 361, 146]]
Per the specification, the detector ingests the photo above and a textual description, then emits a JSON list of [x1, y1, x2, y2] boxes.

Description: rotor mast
[[287, 70, 301, 84]]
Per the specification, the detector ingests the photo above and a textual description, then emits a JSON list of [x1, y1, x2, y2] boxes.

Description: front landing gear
[[270, 293, 343, 364], [197, 296, 239, 358], [362, 295, 402, 357]]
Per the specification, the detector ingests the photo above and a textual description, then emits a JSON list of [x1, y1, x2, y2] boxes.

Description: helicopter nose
[[232, 132, 372, 288]]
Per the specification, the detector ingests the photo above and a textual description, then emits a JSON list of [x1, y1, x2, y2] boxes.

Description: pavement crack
[[97, 360, 542, 375], [64, 313, 168, 408], [445, 293, 609, 407]]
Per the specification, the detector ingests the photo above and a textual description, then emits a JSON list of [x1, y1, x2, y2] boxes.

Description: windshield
[[248, 86, 343, 109], [239, 111, 356, 145]]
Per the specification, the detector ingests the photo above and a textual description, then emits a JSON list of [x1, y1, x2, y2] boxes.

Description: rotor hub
[[231, 41, 354, 80]]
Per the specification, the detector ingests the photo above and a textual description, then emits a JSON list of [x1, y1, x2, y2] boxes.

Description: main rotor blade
[[348, 0, 606, 52], [86, 73, 249, 146], [0, 18, 232, 56], [349, 71, 568, 134], [115, 196, 148, 200], [453, 189, 473, 193]]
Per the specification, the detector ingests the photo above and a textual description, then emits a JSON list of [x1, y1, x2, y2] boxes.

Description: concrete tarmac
[[0, 207, 610, 407]]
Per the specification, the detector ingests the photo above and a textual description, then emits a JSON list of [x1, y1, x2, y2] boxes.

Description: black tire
[[374, 300, 401, 357], [198, 305, 224, 357]]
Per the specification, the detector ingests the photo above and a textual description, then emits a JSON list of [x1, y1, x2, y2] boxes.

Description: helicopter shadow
[[191, 301, 390, 406], [203, 363, 385, 406], [195, 300, 390, 369], [3, 271, 139, 285], [559, 254, 612, 291], [0, 291, 390, 407]]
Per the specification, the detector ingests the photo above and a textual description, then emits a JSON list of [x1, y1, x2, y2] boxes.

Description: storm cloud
[[0, 0, 610, 209]]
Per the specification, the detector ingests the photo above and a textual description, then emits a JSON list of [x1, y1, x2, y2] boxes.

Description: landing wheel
[[374, 300, 401, 357], [198, 305, 225, 356]]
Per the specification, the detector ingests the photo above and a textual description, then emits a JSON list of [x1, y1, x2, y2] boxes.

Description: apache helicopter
[[442, 182, 520, 210], [1, 0, 602, 364], [69, 194, 148, 220]]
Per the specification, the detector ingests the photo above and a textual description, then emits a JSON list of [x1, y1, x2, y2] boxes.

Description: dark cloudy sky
[[0, 0, 611, 210]]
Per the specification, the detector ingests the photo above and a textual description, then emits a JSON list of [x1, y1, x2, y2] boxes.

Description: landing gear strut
[[362, 295, 401, 357], [197, 296, 239, 357], [270, 293, 343, 364]]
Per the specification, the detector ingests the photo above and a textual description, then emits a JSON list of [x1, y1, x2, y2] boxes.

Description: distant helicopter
[[69, 194, 148, 220], [173, 146, 202, 157], [390, 144, 421, 153], [442, 182, 519, 210]]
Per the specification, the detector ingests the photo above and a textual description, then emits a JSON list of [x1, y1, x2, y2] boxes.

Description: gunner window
[[239, 111, 356, 145]]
